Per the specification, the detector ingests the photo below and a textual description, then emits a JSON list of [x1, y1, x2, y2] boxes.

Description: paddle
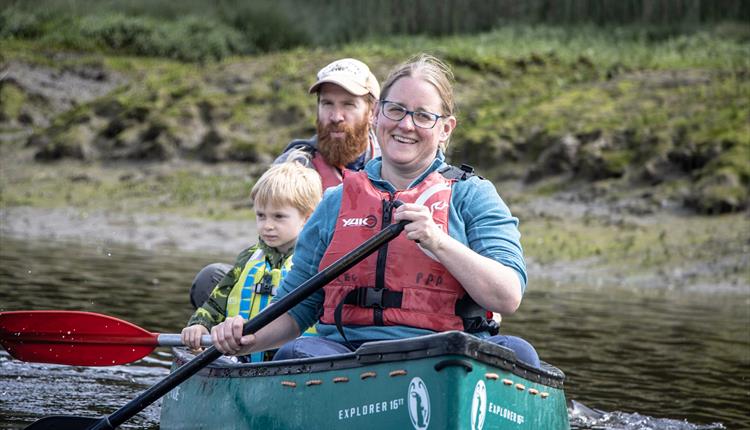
[[24, 218, 408, 430], [0, 310, 212, 366]]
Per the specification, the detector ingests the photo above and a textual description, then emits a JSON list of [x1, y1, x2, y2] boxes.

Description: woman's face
[[376, 76, 455, 175]]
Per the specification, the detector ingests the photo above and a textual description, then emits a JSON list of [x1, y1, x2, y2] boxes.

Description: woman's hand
[[393, 203, 447, 252], [393, 202, 522, 315], [211, 315, 257, 356], [181, 324, 209, 351]]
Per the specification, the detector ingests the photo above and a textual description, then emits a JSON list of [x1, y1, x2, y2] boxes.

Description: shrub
[[78, 14, 247, 62], [217, 1, 308, 53], [0, 8, 44, 38]]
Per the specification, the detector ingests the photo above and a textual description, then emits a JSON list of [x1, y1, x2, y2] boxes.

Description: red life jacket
[[310, 151, 343, 191], [319, 168, 489, 333]]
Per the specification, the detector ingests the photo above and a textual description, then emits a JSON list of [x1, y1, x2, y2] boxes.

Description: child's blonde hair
[[251, 161, 322, 216]]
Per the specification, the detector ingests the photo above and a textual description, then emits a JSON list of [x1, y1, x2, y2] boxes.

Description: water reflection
[[0, 236, 222, 429], [0, 350, 167, 429], [506, 283, 747, 429], [0, 236, 747, 429], [0, 236, 223, 332]]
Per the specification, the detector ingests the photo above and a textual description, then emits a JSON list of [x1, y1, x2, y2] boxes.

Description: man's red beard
[[316, 116, 370, 167]]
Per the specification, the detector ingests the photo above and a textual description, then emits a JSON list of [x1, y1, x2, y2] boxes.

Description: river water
[[0, 236, 747, 429]]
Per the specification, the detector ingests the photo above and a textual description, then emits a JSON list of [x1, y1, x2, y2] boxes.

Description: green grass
[[0, 160, 256, 220], [521, 212, 750, 287]]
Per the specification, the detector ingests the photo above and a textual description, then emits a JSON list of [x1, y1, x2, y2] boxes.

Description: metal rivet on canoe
[[502, 379, 513, 385], [333, 376, 349, 383], [281, 381, 296, 388], [305, 379, 323, 386], [515, 383, 525, 391], [389, 369, 407, 377], [485, 373, 499, 380], [540, 392, 550, 399], [360, 371, 377, 380], [528, 388, 539, 395]]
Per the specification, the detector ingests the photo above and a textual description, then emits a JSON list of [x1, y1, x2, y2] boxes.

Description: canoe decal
[[166, 386, 180, 402], [487, 400, 525, 425], [471, 380, 487, 430], [337, 397, 406, 421], [408, 377, 430, 430]]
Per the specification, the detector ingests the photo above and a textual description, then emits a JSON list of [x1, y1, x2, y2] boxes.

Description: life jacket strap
[[438, 163, 479, 181], [346, 287, 403, 309], [455, 294, 500, 335], [332, 287, 403, 350], [332, 286, 498, 336]]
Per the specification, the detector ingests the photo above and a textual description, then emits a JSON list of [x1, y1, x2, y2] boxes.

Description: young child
[[181, 160, 322, 362]]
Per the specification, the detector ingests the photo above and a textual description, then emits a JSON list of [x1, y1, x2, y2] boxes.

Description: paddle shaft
[[88, 220, 408, 430], [157, 334, 212, 347], [2, 331, 211, 347]]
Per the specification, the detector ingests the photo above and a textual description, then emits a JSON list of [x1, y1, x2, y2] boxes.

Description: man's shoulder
[[274, 136, 318, 165], [284, 135, 318, 153]]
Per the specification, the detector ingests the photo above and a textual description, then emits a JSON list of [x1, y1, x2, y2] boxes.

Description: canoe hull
[[160, 331, 569, 429]]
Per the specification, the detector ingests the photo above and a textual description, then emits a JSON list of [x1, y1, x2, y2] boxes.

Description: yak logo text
[[342, 215, 377, 228]]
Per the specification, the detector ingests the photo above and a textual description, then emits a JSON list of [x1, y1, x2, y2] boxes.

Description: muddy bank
[[0, 206, 251, 258], [2, 204, 747, 295]]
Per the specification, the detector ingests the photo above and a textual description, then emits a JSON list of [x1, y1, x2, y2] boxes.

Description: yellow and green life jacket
[[226, 247, 316, 362]]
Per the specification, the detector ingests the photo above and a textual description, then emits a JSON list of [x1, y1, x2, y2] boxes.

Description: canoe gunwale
[[173, 331, 565, 389]]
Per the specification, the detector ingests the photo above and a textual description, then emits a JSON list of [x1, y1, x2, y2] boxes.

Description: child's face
[[254, 202, 308, 253]]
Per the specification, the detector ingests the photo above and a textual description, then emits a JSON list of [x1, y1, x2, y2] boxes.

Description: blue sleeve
[[274, 186, 342, 331], [451, 177, 528, 293]]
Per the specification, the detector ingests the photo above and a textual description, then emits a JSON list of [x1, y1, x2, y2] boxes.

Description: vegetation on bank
[[2, 23, 748, 214]]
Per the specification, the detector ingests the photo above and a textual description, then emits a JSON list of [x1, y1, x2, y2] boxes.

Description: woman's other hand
[[211, 315, 256, 356]]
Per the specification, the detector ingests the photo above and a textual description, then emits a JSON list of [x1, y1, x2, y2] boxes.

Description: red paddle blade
[[0, 310, 159, 366]]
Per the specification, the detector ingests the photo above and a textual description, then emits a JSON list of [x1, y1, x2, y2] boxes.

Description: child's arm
[[181, 281, 230, 350], [185, 275, 234, 328], [182, 246, 256, 348], [185, 246, 256, 327]]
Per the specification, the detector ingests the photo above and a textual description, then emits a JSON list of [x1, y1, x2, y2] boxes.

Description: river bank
[[2, 155, 747, 295], [1, 28, 748, 296]]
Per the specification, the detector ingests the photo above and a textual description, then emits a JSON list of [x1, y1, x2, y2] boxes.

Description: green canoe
[[160, 331, 569, 429]]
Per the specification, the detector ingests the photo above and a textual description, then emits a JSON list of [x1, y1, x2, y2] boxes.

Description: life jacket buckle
[[357, 287, 384, 309], [254, 275, 276, 295]]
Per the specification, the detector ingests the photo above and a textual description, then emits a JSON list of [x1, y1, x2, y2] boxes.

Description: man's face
[[316, 83, 373, 167]]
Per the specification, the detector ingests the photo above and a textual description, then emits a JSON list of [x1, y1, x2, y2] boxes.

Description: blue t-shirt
[[274, 151, 527, 343]]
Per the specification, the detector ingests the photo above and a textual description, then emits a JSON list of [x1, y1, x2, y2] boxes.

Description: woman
[[211, 54, 540, 367]]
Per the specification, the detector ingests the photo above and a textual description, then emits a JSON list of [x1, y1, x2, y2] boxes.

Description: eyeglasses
[[379, 100, 444, 129]]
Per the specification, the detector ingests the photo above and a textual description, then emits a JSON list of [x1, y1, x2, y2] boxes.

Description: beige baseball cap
[[309, 58, 380, 99]]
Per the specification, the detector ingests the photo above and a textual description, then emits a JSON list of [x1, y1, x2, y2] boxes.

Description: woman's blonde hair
[[251, 161, 322, 216], [380, 53, 456, 148]]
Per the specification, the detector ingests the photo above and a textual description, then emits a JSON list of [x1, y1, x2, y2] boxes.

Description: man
[[190, 58, 380, 309], [274, 58, 381, 190]]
